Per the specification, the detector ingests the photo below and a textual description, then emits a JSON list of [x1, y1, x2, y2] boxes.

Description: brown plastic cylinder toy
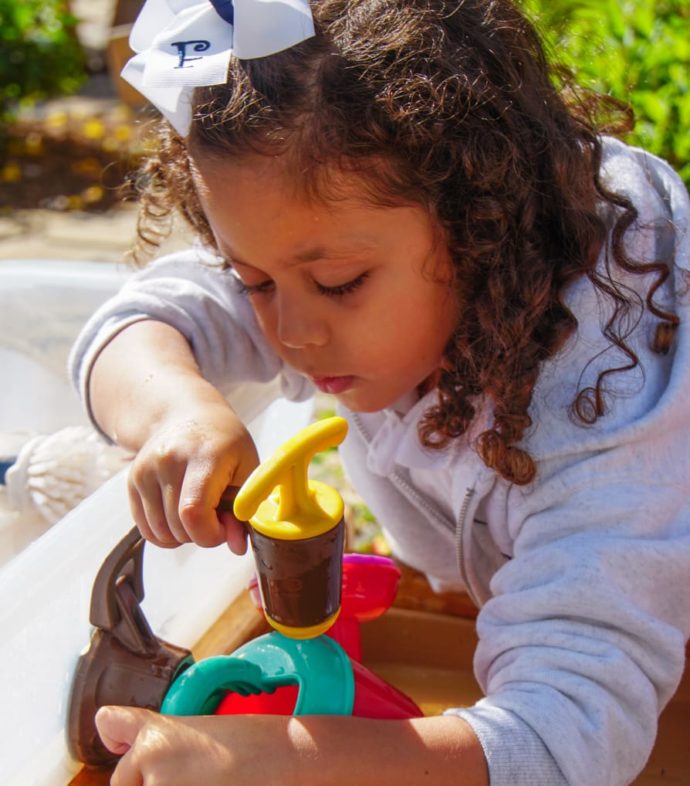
[[233, 417, 348, 639]]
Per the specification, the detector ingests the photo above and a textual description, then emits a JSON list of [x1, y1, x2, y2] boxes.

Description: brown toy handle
[[67, 526, 193, 765], [89, 526, 158, 657]]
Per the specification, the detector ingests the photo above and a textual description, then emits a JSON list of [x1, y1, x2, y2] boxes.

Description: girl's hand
[[87, 320, 261, 552], [127, 400, 259, 552], [96, 707, 297, 786]]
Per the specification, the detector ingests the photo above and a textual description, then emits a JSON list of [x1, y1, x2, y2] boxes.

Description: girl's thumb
[[95, 705, 150, 756]]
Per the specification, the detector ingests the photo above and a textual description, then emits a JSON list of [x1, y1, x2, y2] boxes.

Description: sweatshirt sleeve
[[68, 247, 313, 432], [447, 141, 690, 786], [452, 427, 690, 785]]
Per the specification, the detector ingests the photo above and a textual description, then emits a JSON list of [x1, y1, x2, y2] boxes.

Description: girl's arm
[[90, 319, 230, 451], [89, 319, 259, 551], [96, 707, 489, 786]]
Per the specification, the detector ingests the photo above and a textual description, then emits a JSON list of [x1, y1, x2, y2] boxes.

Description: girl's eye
[[235, 279, 274, 296], [234, 271, 370, 298], [316, 272, 370, 298]]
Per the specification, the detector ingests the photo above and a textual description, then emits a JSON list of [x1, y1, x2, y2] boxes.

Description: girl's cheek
[[249, 303, 276, 335], [255, 313, 287, 355]]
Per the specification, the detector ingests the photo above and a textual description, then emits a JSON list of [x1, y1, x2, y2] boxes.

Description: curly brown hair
[[129, 0, 679, 485]]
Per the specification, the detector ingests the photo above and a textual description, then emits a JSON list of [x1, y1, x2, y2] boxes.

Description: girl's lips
[[311, 375, 355, 394]]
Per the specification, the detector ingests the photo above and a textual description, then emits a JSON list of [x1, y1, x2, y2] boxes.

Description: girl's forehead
[[189, 147, 421, 213], [191, 152, 446, 266]]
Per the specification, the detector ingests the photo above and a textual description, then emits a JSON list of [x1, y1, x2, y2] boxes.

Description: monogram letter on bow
[[121, 0, 314, 135], [171, 40, 212, 69]]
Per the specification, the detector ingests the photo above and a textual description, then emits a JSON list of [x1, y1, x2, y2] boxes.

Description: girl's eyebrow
[[223, 238, 380, 269]]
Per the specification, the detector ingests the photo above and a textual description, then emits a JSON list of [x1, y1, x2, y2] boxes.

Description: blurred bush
[[0, 0, 86, 131], [524, 0, 690, 187]]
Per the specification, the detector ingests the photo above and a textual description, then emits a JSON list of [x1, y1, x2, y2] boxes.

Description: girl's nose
[[276, 296, 329, 349]]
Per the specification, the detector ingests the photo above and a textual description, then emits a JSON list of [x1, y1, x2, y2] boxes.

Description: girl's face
[[192, 154, 458, 412]]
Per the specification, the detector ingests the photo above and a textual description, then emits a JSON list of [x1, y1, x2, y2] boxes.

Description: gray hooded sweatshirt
[[70, 138, 690, 786]]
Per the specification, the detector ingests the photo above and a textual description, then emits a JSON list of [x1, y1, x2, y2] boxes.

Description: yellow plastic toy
[[234, 416, 349, 639]]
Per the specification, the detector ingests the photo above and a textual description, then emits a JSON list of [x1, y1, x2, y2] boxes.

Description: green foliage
[[0, 0, 86, 128], [522, 0, 690, 186]]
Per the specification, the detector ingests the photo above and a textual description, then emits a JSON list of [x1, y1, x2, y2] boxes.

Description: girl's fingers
[[128, 472, 177, 548], [160, 479, 192, 544], [219, 510, 249, 555], [217, 486, 248, 554], [98, 707, 147, 786], [178, 468, 227, 548], [95, 706, 144, 757], [127, 481, 156, 544], [110, 750, 145, 786], [141, 487, 179, 548]]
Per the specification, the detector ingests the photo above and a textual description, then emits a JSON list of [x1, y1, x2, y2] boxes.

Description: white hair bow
[[121, 0, 314, 136]]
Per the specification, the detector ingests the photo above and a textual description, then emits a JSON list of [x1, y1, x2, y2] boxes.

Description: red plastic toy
[[214, 553, 422, 719]]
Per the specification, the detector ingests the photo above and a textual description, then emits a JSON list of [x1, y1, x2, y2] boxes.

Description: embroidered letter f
[[171, 40, 212, 69]]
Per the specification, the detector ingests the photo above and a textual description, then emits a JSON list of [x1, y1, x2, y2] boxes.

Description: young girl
[[70, 0, 690, 784]]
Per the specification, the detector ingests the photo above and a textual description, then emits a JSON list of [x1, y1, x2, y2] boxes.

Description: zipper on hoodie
[[350, 412, 455, 534], [456, 487, 480, 607], [351, 411, 482, 605]]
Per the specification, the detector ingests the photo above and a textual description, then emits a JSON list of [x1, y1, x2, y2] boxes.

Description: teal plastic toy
[[162, 632, 355, 716]]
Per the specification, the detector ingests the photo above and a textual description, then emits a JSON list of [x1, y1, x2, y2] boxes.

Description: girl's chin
[[332, 385, 410, 414]]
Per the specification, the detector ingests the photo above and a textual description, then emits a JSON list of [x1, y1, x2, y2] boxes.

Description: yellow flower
[[114, 125, 133, 142], [1, 163, 22, 183], [81, 119, 106, 140], [45, 112, 68, 133], [67, 195, 84, 211], [81, 185, 105, 204], [24, 132, 44, 156]]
